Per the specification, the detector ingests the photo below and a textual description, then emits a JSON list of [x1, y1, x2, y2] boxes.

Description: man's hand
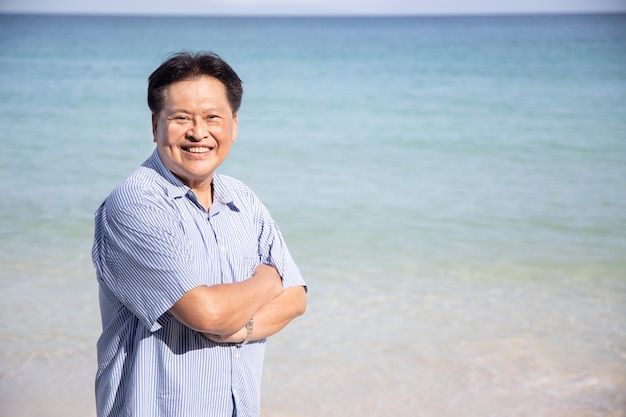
[[253, 263, 282, 287], [203, 327, 247, 344], [169, 264, 282, 335]]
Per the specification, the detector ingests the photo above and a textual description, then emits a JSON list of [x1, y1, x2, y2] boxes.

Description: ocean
[[0, 13, 625, 417]]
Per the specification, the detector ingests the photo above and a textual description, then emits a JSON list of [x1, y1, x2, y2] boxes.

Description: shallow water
[[1, 13, 625, 416]]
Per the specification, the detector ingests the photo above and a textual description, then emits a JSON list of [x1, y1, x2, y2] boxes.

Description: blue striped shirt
[[92, 149, 305, 417]]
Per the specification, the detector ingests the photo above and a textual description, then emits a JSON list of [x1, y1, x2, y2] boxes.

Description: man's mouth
[[183, 146, 213, 153]]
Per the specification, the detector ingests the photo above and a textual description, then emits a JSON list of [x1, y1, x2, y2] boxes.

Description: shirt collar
[[211, 173, 236, 206], [143, 149, 237, 210], [143, 149, 189, 200]]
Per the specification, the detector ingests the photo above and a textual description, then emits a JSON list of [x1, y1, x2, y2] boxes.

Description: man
[[92, 51, 307, 417]]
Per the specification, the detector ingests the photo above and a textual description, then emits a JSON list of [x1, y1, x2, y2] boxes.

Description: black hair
[[147, 51, 243, 114]]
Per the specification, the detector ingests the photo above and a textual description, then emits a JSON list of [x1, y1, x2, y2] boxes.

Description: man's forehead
[[161, 77, 230, 108]]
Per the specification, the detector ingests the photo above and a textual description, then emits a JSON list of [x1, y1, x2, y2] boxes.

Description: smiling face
[[152, 75, 238, 193]]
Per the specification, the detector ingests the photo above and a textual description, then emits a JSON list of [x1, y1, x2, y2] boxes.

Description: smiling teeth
[[187, 147, 211, 153]]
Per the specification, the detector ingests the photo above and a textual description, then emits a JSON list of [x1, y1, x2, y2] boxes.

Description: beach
[[1, 13, 625, 416], [3, 272, 625, 416]]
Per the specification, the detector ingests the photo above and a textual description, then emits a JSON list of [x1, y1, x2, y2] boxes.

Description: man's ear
[[232, 112, 238, 143], [151, 113, 158, 143]]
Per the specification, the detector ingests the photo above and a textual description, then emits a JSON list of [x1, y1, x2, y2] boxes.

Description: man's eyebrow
[[168, 107, 226, 114], [167, 108, 191, 115], [202, 106, 227, 113]]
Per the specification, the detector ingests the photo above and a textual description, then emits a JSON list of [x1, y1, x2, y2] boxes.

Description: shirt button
[[235, 353, 240, 359], [220, 246, 226, 252]]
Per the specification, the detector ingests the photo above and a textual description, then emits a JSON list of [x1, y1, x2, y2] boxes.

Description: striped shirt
[[92, 149, 305, 417]]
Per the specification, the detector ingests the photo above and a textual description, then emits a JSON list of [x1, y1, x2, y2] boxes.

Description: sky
[[1, 0, 625, 16]]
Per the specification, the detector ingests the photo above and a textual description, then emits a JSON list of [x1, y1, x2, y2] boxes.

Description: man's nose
[[187, 119, 209, 141]]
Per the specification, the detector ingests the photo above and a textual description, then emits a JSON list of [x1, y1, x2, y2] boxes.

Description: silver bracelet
[[241, 319, 254, 345]]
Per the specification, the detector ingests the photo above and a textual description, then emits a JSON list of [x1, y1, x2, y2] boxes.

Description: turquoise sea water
[[1, 14, 625, 417]]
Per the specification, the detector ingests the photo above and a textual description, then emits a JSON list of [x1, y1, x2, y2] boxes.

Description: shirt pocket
[[224, 253, 260, 283], [215, 208, 260, 282]]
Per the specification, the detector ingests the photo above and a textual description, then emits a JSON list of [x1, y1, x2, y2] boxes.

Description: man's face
[[152, 75, 238, 190]]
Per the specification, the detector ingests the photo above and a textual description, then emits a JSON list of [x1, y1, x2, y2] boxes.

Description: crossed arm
[[169, 264, 307, 344]]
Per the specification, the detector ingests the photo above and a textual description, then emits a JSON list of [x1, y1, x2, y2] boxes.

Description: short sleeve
[[93, 196, 203, 331], [256, 203, 306, 291]]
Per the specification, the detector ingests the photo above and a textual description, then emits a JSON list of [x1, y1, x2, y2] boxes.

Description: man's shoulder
[[214, 173, 253, 194], [213, 173, 264, 211], [105, 165, 175, 212]]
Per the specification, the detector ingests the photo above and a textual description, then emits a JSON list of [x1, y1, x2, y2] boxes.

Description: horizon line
[[1, 9, 626, 18]]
